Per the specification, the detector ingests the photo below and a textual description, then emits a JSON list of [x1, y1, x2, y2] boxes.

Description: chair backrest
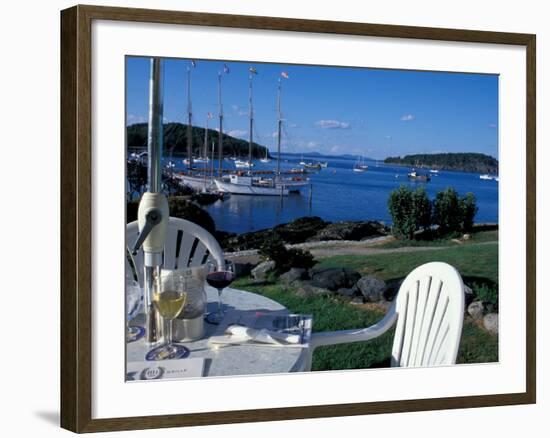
[[391, 262, 465, 367], [126, 217, 225, 286]]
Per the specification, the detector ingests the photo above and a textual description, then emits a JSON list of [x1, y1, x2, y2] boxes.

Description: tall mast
[[186, 67, 193, 172], [217, 72, 223, 177], [248, 73, 253, 167], [276, 78, 282, 177], [203, 116, 208, 159]]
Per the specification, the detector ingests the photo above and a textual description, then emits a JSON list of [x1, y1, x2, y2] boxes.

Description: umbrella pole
[[131, 57, 169, 345]]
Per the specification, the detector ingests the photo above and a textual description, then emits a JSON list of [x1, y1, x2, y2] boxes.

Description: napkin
[[209, 324, 301, 346]]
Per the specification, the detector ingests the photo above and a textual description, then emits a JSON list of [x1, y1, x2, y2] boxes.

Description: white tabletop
[[126, 287, 307, 377]]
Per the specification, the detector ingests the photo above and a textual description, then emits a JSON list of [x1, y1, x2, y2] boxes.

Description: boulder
[[251, 260, 276, 281], [483, 313, 499, 335], [311, 221, 386, 242], [356, 276, 387, 302], [463, 284, 474, 306], [384, 278, 404, 300], [336, 287, 356, 298], [467, 300, 484, 320], [310, 268, 361, 291], [294, 282, 331, 298], [280, 268, 307, 284], [233, 262, 254, 278]]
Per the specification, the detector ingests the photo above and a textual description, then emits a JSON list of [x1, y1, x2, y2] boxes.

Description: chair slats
[[126, 217, 225, 285], [391, 263, 464, 368]]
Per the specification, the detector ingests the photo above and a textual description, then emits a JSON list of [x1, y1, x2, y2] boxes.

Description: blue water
[[172, 154, 499, 234]]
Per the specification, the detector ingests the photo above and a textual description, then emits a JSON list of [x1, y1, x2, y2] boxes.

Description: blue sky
[[126, 57, 498, 159]]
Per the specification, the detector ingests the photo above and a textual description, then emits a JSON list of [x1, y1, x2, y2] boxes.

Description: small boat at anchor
[[353, 156, 368, 172], [408, 170, 431, 182]]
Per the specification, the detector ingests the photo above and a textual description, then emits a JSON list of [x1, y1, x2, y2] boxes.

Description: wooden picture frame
[[60, 4, 536, 433]]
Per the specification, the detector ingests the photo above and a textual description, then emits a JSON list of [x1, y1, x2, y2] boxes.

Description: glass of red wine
[[205, 260, 235, 325]]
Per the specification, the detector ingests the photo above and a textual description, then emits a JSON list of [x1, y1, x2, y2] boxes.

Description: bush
[[259, 235, 316, 273], [387, 186, 432, 239], [460, 192, 478, 232], [127, 196, 216, 235], [471, 282, 498, 311], [433, 188, 478, 234]]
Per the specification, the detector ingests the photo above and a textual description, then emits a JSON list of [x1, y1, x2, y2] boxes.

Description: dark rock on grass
[[467, 301, 484, 320], [463, 284, 474, 306], [384, 278, 404, 301], [336, 287, 356, 298], [294, 282, 331, 298], [356, 276, 387, 302], [310, 220, 388, 242], [233, 262, 254, 278], [279, 268, 307, 284], [310, 268, 361, 291], [251, 260, 276, 282], [483, 313, 499, 335]]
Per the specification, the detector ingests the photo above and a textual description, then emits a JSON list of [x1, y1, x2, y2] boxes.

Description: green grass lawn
[[378, 230, 498, 249], [318, 242, 498, 286], [234, 242, 498, 371]]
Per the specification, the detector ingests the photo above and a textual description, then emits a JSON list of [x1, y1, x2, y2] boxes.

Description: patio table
[[127, 287, 308, 377]]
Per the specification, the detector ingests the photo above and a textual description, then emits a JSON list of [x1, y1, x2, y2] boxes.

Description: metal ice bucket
[[168, 266, 207, 342]]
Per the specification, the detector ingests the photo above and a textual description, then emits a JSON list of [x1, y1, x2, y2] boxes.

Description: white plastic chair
[[126, 217, 225, 286], [305, 262, 465, 370]]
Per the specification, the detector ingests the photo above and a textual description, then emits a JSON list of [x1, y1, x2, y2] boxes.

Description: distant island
[[127, 122, 270, 159], [384, 153, 498, 174]]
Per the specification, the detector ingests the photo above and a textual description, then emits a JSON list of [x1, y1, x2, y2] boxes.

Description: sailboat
[[177, 63, 218, 191], [260, 147, 270, 163], [353, 155, 368, 172], [215, 70, 309, 196]]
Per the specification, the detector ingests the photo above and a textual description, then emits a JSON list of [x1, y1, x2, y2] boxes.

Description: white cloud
[[127, 114, 147, 124], [306, 141, 318, 149], [330, 145, 341, 153], [315, 119, 351, 129], [231, 104, 248, 117], [227, 129, 247, 138], [400, 114, 415, 121]]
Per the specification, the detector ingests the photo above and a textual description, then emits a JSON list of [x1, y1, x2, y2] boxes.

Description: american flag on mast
[[190, 60, 197, 68], [223, 64, 230, 74], [207, 112, 213, 119], [281, 71, 289, 79]]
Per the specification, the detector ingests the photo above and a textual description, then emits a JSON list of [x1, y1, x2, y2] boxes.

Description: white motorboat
[[235, 159, 254, 169]]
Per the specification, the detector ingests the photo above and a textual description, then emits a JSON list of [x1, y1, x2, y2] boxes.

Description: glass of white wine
[[146, 270, 190, 361]]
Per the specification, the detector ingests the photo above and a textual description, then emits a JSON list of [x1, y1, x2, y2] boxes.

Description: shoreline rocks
[[220, 216, 389, 252]]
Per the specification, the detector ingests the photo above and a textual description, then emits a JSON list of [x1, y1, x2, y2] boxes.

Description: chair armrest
[[310, 303, 397, 349]]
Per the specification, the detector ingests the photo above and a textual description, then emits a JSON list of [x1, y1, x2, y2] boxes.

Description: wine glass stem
[[164, 318, 172, 346], [217, 289, 223, 316]]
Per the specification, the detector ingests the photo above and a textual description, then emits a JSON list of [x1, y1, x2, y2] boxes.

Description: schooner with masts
[[214, 69, 309, 196]]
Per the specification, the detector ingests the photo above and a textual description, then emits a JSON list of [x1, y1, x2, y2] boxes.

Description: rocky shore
[[219, 216, 390, 252]]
